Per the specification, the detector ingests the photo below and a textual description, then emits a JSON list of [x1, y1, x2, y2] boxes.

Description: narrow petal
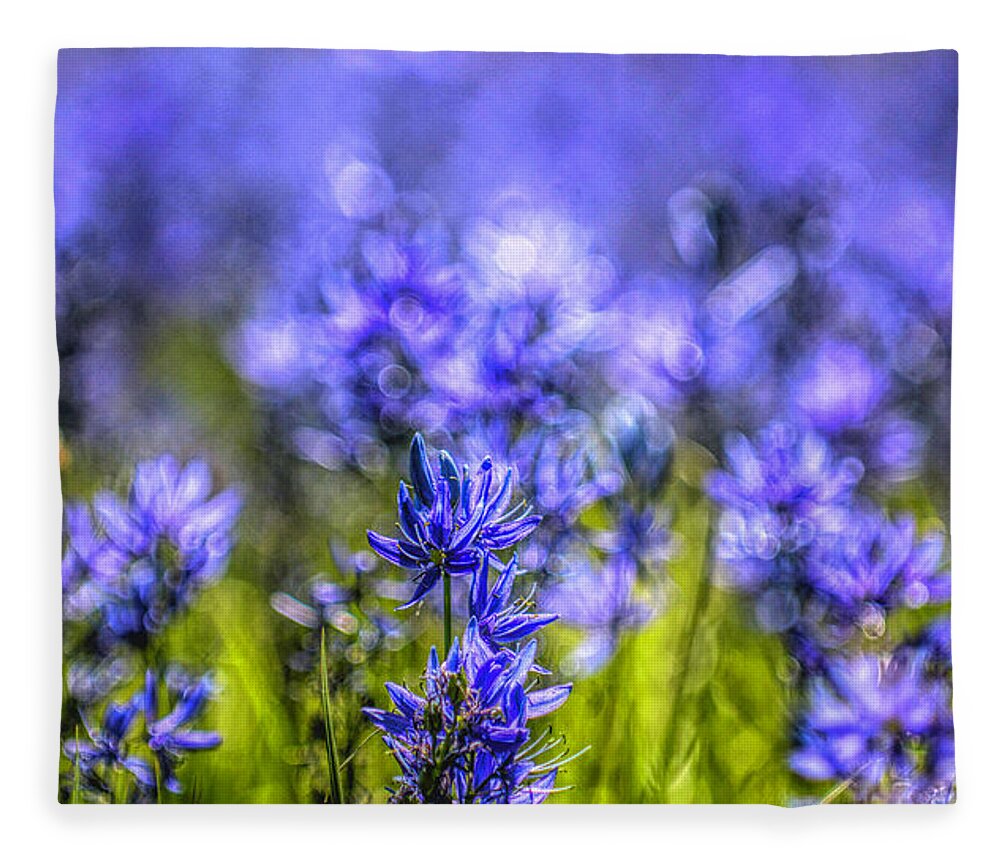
[[487, 556, 518, 616], [469, 553, 490, 617], [385, 682, 425, 718], [450, 499, 489, 551], [495, 613, 559, 643], [362, 707, 410, 736], [481, 515, 542, 550], [526, 683, 572, 719], [367, 531, 423, 570], [397, 482, 427, 546], [123, 756, 157, 787], [439, 451, 462, 511], [170, 730, 222, 750], [397, 569, 440, 609], [428, 477, 453, 548], [409, 434, 435, 509]]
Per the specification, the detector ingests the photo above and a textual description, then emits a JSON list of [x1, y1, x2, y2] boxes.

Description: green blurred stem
[[71, 725, 82, 804], [442, 570, 452, 654], [153, 755, 163, 804], [319, 626, 345, 804], [660, 514, 715, 788], [112, 761, 128, 804]]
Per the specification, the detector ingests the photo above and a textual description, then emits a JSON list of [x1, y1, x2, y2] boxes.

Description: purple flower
[[791, 340, 888, 434], [808, 509, 950, 632], [63, 455, 242, 641], [468, 554, 558, 652], [367, 434, 540, 609], [707, 422, 863, 593], [790, 653, 949, 797], [545, 553, 656, 676], [362, 619, 571, 803], [143, 670, 221, 794], [64, 697, 154, 794]]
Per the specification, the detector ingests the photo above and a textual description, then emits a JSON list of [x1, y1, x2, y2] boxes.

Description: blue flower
[[468, 554, 558, 652], [143, 670, 221, 794], [367, 434, 540, 608], [63, 455, 242, 640], [64, 697, 154, 794], [707, 422, 863, 593], [362, 620, 572, 803], [808, 509, 950, 632], [545, 553, 656, 676], [790, 653, 948, 797]]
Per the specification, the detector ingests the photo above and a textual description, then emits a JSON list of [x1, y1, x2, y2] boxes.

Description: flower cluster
[[707, 422, 953, 801], [363, 434, 575, 803], [791, 653, 954, 803], [363, 620, 571, 803], [61, 456, 238, 800], [367, 434, 540, 609], [63, 455, 242, 646], [65, 669, 220, 802]]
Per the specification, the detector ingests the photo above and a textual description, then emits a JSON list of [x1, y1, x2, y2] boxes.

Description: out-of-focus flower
[[602, 396, 675, 503], [707, 422, 863, 595], [790, 653, 949, 797], [808, 510, 950, 634], [791, 339, 888, 434], [270, 579, 353, 630], [64, 697, 154, 793], [593, 503, 674, 575], [63, 456, 242, 641], [143, 669, 221, 794], [602, 280, 705, 409], [546, 553, 656, 676]]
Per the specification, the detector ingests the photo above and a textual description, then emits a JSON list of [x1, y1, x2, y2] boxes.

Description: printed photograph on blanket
[[55, 49, 957, 804]]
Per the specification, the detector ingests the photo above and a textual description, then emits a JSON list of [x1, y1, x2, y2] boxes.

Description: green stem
[[319, 626, 345, 804], [153, 754, 163, 804], [71, 725, 82, 804], [442, 570, 452, 654], [659, 511, 715, 790], [112, 761, 128, 804]]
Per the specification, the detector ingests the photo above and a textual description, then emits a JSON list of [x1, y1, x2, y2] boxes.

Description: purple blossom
[[707, 422, 863, 594], [790, 653, 950, 798], [143, 669, 221, 794], [367, 434, 540, 609], [808, 510, 950, 631], [362, 619, 571, 803], [63, 455, 242, 642], [468, 554, 557, 653], [545, 553, 656, 676], [64, 697, 154, 794]]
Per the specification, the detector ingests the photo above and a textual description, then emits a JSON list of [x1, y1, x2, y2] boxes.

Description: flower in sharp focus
[[362, 619, 572, 803], [143, 669, 221, 794], [367, 434, 540, 608], [790, 652, 949, 798], [469, 553, 558, 653]]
